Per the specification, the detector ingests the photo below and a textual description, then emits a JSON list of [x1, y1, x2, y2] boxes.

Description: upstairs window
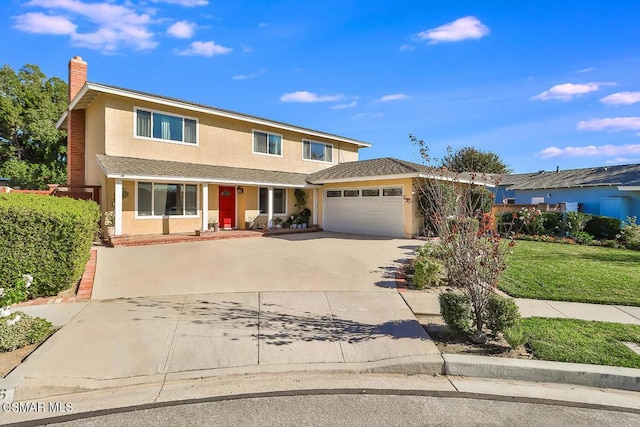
[[253, 131, 282, 156], [303, 140, 332, 162], [135, 108, 197, 145]]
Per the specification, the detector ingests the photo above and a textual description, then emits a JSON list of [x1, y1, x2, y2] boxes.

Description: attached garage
[[323, 187, 405, 237]]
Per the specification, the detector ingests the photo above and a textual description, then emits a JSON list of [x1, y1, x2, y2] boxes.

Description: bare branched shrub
[[410, 135, 515, 341]]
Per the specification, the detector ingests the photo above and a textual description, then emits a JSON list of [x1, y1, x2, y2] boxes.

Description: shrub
[[570, 231, 594, 245], [620, 216, 640, 251], [504, 323, 528, 349], [447, 217, 479, 234], [0, 312, 53, 352], [584, 215, 621, 239], [562, 212, 591, 234], [418, 181, 457, 236], [513, 207, 544, 235], [0, 193, 100, 297], [484, 294, 521, 335], [542, 212, 562, 235], [466, 187, 494, 215], [413, 256, 444, 289], [439, 292, 472, 334], [415, 241, 445, 260]]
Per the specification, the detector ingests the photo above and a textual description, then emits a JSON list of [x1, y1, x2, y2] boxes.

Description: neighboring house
[[498, 165, 640, 221], [58, 56, 490, 238]]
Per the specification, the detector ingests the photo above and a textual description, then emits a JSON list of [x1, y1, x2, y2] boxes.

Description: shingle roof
[[95, 155, 310, 187], [307, 157, 495, 186], [507, 163, 640, 190]]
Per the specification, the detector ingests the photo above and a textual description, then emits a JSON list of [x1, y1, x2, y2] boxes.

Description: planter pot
[[106, 226, 115, 236], [302, 223, 307, 229], [209, 224, 219, 232]]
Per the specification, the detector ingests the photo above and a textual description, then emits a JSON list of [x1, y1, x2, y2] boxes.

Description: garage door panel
[[324, 190, 403, 237]]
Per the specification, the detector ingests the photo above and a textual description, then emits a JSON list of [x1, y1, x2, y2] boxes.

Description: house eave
[[103, 172, 310, 188], [309, 173, 418, 184], [618, 186, 640, 191], [418, 173, 495, 188]]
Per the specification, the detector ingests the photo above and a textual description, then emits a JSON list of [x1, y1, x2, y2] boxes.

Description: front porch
[[107, 226, 323, 247]]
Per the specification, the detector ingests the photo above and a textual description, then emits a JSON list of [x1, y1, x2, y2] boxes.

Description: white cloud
[[151, 0, 208, 6], [330, 101, 357, 110], [531, 82, 611, 101], [577, 117, 640, 132], [352, 112, 384, 120], [605, 157, 640, 164], [232, 68, 267, 80], [377, 93, 408, 102], [14, 12, 76, 34], [416, 16, 489, 44], [280, 91, 342, 103], [537, 144, 640, 159], [178, 40, 232, 56], [399, 44, 415, 52], [600, 92, 640, 106], [19, 0, 158, 51], [577, 67, 595, 73], [258, 22, 268, 27], [167, 20, 195, 39]]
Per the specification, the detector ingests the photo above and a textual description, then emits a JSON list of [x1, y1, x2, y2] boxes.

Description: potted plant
[[274, 217, 283, 229], [103, 211, 115, 236], [208, 219, 219, 232]]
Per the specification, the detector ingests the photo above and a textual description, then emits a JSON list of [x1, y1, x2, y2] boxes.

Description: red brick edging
[[15, 248, 97, 307]]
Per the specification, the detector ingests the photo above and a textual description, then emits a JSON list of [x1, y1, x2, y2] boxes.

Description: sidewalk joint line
[[323, 291, 345, 363]]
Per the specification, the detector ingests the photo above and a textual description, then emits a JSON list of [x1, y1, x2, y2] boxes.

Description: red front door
[[218, 186, 236, 229]]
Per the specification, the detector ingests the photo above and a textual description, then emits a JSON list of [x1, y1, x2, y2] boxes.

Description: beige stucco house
[[57, 56, 486, 239]]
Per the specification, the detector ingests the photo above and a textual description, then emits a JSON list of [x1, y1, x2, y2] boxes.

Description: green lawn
[[520, 317, 640, 368], [499, 240, 640, 306]]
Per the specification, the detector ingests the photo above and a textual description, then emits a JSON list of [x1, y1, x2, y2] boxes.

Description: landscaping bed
[[418, 310, 640, 369], [499, 240, 640, 306]]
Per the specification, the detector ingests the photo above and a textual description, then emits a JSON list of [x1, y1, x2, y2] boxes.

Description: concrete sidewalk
[[400, 291, 640, 325]]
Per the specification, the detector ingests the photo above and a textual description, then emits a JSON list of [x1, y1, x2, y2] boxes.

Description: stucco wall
[[84, 96, 107, 210], [101, 95, 359, 174]]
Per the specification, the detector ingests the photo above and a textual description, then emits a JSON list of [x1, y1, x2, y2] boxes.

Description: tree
[[410, 135, 515, 343], [442, 146, 511, 174], [0, 63, 68, 189]]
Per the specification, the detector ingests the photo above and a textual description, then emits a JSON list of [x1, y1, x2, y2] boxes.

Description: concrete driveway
[[4, 233, 444, 403], [92, 232, 421, 299]]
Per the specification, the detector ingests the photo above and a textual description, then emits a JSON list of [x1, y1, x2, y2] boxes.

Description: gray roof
[[96, 155, 497, 187], [96, 155, 310, 187], [308, 157, 495, 185], [507, 163, 640, 190]]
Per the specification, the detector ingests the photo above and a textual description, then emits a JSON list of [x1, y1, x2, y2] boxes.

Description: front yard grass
[[520, 317, 640, 368], [499, 240, 640, 306]]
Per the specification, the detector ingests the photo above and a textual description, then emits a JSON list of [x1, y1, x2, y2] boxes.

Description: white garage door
[[323, 187, 404, 237]]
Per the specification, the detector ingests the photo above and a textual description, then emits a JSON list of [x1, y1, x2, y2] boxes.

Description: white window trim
[[252, 129, 284, 157], [302, 139, 334, 163], [257, 187, 287, 215], [133, 106, 199, 147], [134, 181, 200, 219]]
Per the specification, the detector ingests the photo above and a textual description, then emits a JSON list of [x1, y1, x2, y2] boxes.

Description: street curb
[[1, 355, 445, 404], [443, 354, 640, 392]]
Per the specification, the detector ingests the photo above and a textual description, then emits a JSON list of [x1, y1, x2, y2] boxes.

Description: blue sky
[[2, 0, 640, 173]]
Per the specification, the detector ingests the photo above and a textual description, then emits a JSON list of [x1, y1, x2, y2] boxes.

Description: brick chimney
[[67, 56, 87, 187]]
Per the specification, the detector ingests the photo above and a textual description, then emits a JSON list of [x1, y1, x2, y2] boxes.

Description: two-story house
[[56, 56, 438, 239]]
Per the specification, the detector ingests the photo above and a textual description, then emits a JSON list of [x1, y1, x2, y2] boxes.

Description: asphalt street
[[18, 392, 640, 427]]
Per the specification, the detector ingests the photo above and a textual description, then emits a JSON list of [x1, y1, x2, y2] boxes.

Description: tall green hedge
[[0, 193, 100, 297]]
